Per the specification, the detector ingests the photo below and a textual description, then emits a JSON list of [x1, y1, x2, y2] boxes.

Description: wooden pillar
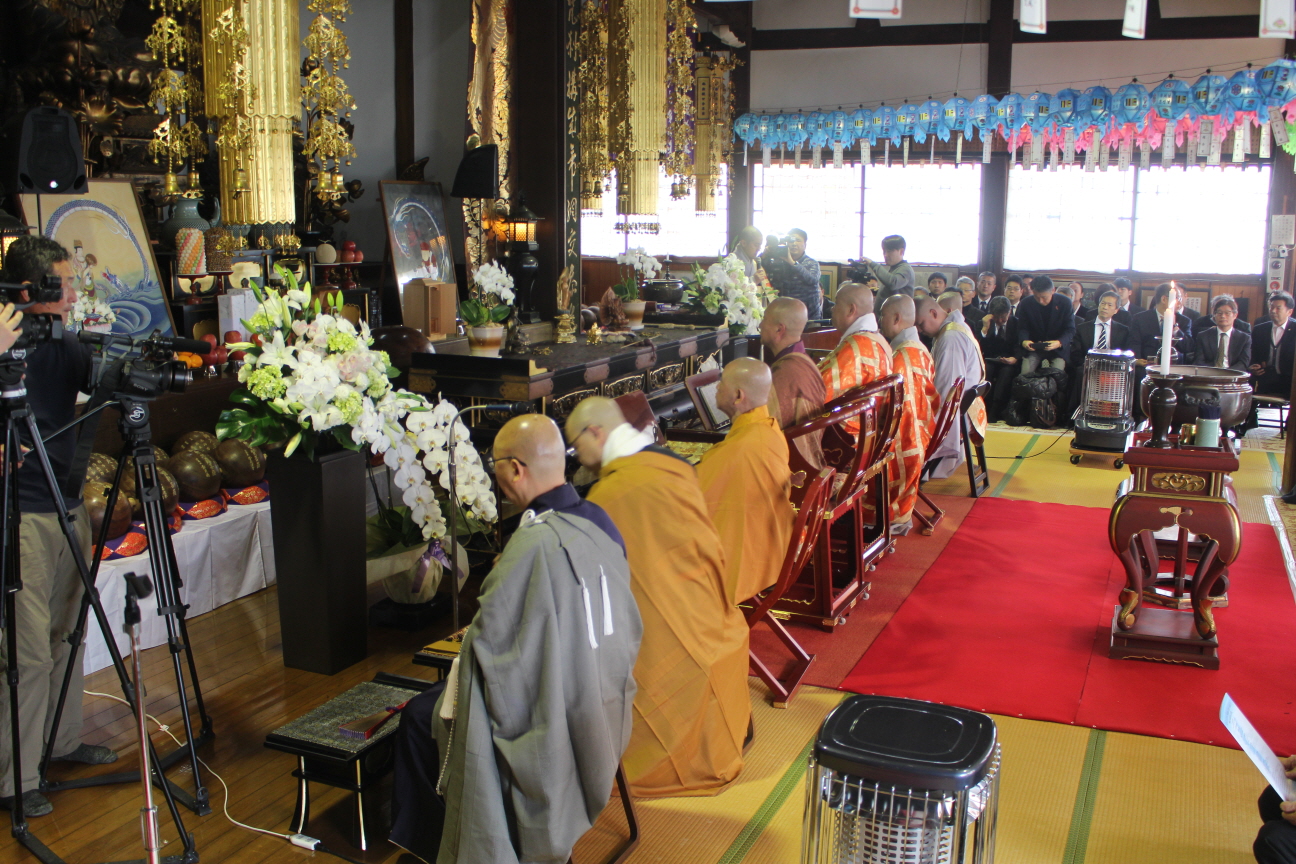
[[512, 0, 564, 320], [726, 8, 753, 247], [978, 0, 1013, 278], [394, 0, 414, 173]]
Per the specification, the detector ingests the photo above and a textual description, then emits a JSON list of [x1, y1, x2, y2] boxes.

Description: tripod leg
[[160, 535, 212, 738], [3, 418, 31, 834]]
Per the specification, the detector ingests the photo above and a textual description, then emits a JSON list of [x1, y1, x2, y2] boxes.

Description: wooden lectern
[[1108, 435, 1241, 669]]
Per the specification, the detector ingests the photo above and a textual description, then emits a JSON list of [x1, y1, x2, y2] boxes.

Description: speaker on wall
[[451, 144, 499, 199], [16, 106, 87, 195]]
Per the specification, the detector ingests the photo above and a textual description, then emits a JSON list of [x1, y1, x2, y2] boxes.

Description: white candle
[[1159, 285, 1176, 376]]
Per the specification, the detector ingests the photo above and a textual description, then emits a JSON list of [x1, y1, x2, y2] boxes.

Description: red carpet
[[840, 497, 1296, 754]]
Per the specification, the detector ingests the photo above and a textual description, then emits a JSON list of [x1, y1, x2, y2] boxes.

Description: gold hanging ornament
[[302, 0, 357, 203], [577, 0, 612, 212], [662, 0, 695, 201], [148, 0, 206, 197], [693, 52, 740, 212], [610, 0, 665, 216]]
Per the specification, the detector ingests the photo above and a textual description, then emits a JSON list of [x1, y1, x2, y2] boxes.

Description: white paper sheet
[[1220, 694, 1296, 802]]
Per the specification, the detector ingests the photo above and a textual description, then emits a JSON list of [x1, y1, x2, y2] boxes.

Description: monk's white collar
[[842, 313, 877, 340], [601, 422, 655, 467]]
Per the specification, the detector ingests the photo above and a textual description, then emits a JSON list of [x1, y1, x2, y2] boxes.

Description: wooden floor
[[3, 587, 453, 864]]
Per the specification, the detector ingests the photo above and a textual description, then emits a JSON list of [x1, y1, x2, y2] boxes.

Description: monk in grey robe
[[389, 415, 642, 864], [916, 293, 985, 480]]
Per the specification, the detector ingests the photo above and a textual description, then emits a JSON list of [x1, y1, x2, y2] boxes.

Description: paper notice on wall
[[1271, 106, 1290, 145], [1221, 695, 1296, 802], [1063, 127, 1076, 163], [1020, 0, 1046, 33], [1198, 118, 1214, 157], [1123, 0, 1148, 38], [982, 133, 992, 163], [1260, 0, 1296, 38], [832, 141, 844, 168], [850, 0, 902, 18], [1162, 128, 1175, 164], [1261, 120, 1273, 158]]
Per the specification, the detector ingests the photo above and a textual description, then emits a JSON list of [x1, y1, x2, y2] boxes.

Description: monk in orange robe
[[566, 397, 750, 797], [878, 294, 938, 534], [696, 358, 794, 606], [819, 282, 893, 436], [760, 297, 826, 468]]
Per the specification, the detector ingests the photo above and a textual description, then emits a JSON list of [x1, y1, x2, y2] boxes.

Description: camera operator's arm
[[786, 256, 821, 291], [0, 302, 23, 353]]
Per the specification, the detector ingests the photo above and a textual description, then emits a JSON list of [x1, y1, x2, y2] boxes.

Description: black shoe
[[52, 743, 118, 765], [0, 791, 53, 817]]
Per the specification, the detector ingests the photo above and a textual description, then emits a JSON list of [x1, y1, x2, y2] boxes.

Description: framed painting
[[819, 263, 840, 300], [20, 179, 174, 343], [1183, 288, 1212, 316], [380, 180, 455, 292]]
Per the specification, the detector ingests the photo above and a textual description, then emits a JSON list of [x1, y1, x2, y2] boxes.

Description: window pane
[[580, 166, 729, 258], [862, 163, 982, 266], [752, 162, 863, 261], [1133, 166, 1269, 275], [1005, 166, 1135, 273]]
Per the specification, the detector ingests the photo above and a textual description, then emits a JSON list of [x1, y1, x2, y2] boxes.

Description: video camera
[[0, 275, 65, 352], [80, 330, 211, 401]]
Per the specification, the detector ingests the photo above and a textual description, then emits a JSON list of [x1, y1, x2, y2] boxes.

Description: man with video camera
[[1, 235, 117, 819]]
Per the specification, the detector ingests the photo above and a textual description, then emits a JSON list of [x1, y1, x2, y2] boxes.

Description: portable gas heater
[[800, 695, 1000, 864], [1070, 348, 1138, 467]]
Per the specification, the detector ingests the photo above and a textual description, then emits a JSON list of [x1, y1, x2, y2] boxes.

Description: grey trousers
[[1021, 353, 1065, 376], [0, 506, 91, 797]]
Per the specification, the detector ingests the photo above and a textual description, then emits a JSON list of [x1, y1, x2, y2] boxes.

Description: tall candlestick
[[1159, 285, 1176, 375]]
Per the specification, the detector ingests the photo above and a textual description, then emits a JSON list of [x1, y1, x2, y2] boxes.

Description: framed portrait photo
[[380, 180, 455, 291]]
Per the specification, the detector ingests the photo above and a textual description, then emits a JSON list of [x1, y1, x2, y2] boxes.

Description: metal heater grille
[[801, 745, 1001, 864], [1081, 350, 1137, 428]]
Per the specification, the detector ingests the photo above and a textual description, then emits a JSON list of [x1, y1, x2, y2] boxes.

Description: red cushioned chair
[[914, 377, 966, 536]]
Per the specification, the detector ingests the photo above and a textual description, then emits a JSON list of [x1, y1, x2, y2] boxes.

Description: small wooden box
[[402, 278, 458, 336]]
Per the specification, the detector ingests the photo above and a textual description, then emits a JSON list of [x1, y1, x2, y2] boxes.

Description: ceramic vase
[[623, 300, 647, 331], [468, 324, 505, 357]]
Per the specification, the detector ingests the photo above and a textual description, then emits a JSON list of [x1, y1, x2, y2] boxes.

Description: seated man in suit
[[955, 275, 976, 308], [1131, 282, 1194, 367], [1194, 296, 1251, 372], [1003, 275, 1025, 317], [977, 296, 1020, 423], [1067, 291, 1135, 423], [1253, 753, 1296, 864], [1192, 294, 1252, 339], [1111, 278, 1136, 328], [1017, 275, 1077, 376], [967, 271, 998, 321], [1251, 292, 1296, 397]]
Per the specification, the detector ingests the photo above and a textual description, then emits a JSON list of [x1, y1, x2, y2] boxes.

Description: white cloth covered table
[[83, 502, 276, 675]]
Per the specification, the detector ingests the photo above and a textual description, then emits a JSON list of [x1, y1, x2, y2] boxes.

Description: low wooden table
[[264, 673, 432, 850], [1108, 438, 1241, 670]]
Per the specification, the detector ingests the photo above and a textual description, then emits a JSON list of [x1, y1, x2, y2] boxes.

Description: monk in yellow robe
[[566, 397, 750, 797], [819, 282, 893, 436], [696, 358, 794, 606], [878, 295, 938, 535]]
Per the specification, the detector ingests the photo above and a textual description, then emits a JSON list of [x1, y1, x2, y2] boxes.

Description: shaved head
[[717, 357, 772, 418], [831, 282, 875, 334], [493, 414, 568, 506], [879, 294, 915, 341], [565, 396, 628, 470], [936, 291, 962, 313], [760, 297, 808, 354], [915, 295, 950, 337]]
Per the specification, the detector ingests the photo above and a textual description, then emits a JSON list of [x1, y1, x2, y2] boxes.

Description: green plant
[[459, 295, 513, 327], [461, 260, 515, 327]]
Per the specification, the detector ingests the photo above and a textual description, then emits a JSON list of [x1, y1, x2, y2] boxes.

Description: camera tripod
[[2, 360, 197, 863]]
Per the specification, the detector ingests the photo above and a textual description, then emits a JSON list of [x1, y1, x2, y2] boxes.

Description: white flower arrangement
[[461, 261, 516, 327], [685, 253, 775, 336], [218, 265, 496, 542], [69, 291, 116, 328]]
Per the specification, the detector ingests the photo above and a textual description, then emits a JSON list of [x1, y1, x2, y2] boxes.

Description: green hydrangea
[[247, 365, 287, 401], [335, 390, 363, 425], [367, 376, 390, 398], [248, 311, 273, 332], [327, 331, 358, 354]]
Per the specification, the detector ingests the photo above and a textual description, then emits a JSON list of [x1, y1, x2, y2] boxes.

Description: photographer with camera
[[763, 229, 823, 319], [1, 235, 116, 819]]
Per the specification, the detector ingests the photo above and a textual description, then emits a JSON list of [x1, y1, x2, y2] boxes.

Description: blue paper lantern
[[996, 93, 1026, 134], [1114, 81, 1151, 128], [873, 105, 896, 143], [1225, 67, 1262, 118], [828, 110, 850, 145], [850, 108, 874, 144], [1050, 88, 1080, 127], [1258, 58, 1296, 107], [895, 104, 920, 143], [916, 99, 944, 143], [969, 94, 999, 140], [733, 113, 757, 146], [1150, 77, 1192, 120], [1023, 91, 1053, 132], [1190, 73, 1228, 117], [806, 112, 829, 148], [1078, 86, 1113, 131], [783, 114, 808, 148], [941, 96, 972, 141], [753, 115, 774, 148]]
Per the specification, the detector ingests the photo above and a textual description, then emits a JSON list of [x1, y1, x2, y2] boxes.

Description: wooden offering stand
[[1108, 432, 1241, 669]]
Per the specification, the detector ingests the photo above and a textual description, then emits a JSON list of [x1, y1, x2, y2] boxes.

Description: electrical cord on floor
[[84, 690, 367, 864], [983, 427, 1072, 459]]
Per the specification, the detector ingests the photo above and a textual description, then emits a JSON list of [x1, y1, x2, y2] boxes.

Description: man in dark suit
[[1067, 291, 1135, 424], [976, 296, 1021, 422], [1131, 282, 1194, 366], [1191, 295, 1252, 339], [1111, 278, 1136, 329], [1176, 284, 1202, 324], [1003, 275, 1026, 318], [1017, 275, 1077, 375], [1066, 281, 1096, 323], [1193, 296, 1251, 371], [1251, 292, 1296, 397], [966, 271, 998, 322]]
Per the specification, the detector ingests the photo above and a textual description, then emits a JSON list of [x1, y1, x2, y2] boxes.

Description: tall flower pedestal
[[267, 448, 368, 675]]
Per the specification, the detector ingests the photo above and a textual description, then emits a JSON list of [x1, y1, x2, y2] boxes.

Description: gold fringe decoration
[[148, 0, 206, 197], [694, 52, 741, 212], [577, 0, 611, 212], [663, 0, 695, 201], [302, 0, 357, 203], [615, 0, 666, 216], [464, 0, 513, 270]]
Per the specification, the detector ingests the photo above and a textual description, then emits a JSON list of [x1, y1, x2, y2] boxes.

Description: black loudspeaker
[[16, 106, 87, 194], [451, 144, 499, 199]]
